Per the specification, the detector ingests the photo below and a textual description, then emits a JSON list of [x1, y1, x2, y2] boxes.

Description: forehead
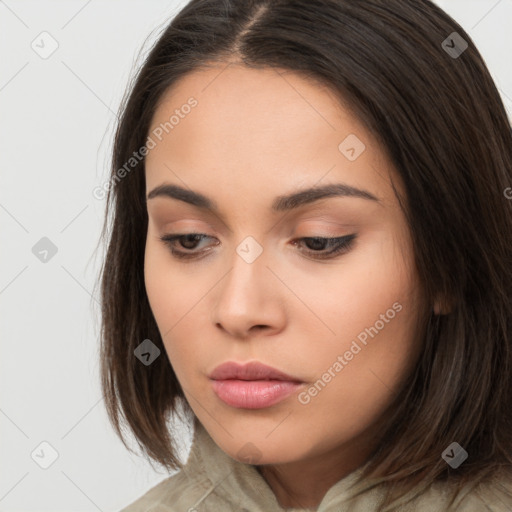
[[145, 64, 398, 210], [148, 63, 362, 150]]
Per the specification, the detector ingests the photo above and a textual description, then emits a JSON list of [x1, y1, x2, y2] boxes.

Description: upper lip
[[209, 361, 303, 382]]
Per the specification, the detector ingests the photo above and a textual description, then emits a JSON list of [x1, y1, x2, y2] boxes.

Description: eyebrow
[[146, 182, 380, 212]]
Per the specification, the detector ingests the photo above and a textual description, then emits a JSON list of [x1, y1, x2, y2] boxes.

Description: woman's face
[[144, 64, 425, 468]]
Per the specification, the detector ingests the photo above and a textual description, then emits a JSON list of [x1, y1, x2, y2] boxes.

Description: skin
[[144, 63, 429, 510]]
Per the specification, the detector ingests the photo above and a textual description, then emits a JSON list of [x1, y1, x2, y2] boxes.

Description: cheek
[[282, 225, 418, 349], [298, 233, 422, 427], [144, 231, 204, 325], [293, 300, 421, 447], [144, 239, 174, 326], [143, 236, 214, 379], [144, 238, 188, 351]]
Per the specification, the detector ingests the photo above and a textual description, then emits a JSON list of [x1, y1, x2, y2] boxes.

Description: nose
[[211, 244, 286, 340]]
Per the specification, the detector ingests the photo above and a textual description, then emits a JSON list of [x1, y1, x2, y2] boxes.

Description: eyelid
[[294, 218, 358, 233]]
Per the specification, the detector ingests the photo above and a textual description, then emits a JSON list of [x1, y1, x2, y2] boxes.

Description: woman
[[97, 0, 512, 510]]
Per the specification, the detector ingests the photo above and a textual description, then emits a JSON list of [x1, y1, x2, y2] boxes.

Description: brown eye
[[175, 234, 204, 250], [159, 233, 217, 259], [292, 234, 357, 260]]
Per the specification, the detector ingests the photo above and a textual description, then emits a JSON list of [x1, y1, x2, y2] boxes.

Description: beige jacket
[[120, 421, 512, 511]]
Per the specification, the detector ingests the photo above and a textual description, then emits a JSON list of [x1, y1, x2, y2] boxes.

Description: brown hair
[[97, 0, 512, 509]]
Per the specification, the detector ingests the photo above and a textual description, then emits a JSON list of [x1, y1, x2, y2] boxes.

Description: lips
[[209, 361, 303, 383]]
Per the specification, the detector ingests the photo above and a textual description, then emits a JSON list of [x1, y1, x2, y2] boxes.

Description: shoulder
[[464, 477, 512, 512], [407, 475, 512, 512], [119, 468, 213, 512]]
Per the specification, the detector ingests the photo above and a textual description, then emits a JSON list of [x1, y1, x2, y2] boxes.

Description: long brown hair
[[96, 0, 512, 509]]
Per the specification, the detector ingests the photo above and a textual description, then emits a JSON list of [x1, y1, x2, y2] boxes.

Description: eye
[[159, 233, 218, 260], [158, 233, 357, 261], [291, 234, 357, 260]]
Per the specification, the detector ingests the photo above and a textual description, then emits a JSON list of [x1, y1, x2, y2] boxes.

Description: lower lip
[[211, 379, 303, 409]]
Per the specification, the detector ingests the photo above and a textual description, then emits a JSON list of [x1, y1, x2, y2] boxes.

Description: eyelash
[[158, 233, 357, 261]]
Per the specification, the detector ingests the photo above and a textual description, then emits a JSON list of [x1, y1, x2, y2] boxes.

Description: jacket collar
[[182, 419, 384, 511]]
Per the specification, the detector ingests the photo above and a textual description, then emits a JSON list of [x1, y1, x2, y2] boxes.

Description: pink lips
[[209, 361, 304, 409]]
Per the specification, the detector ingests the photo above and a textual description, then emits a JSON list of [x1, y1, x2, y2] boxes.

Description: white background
[[1, 1, 511, 511]]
